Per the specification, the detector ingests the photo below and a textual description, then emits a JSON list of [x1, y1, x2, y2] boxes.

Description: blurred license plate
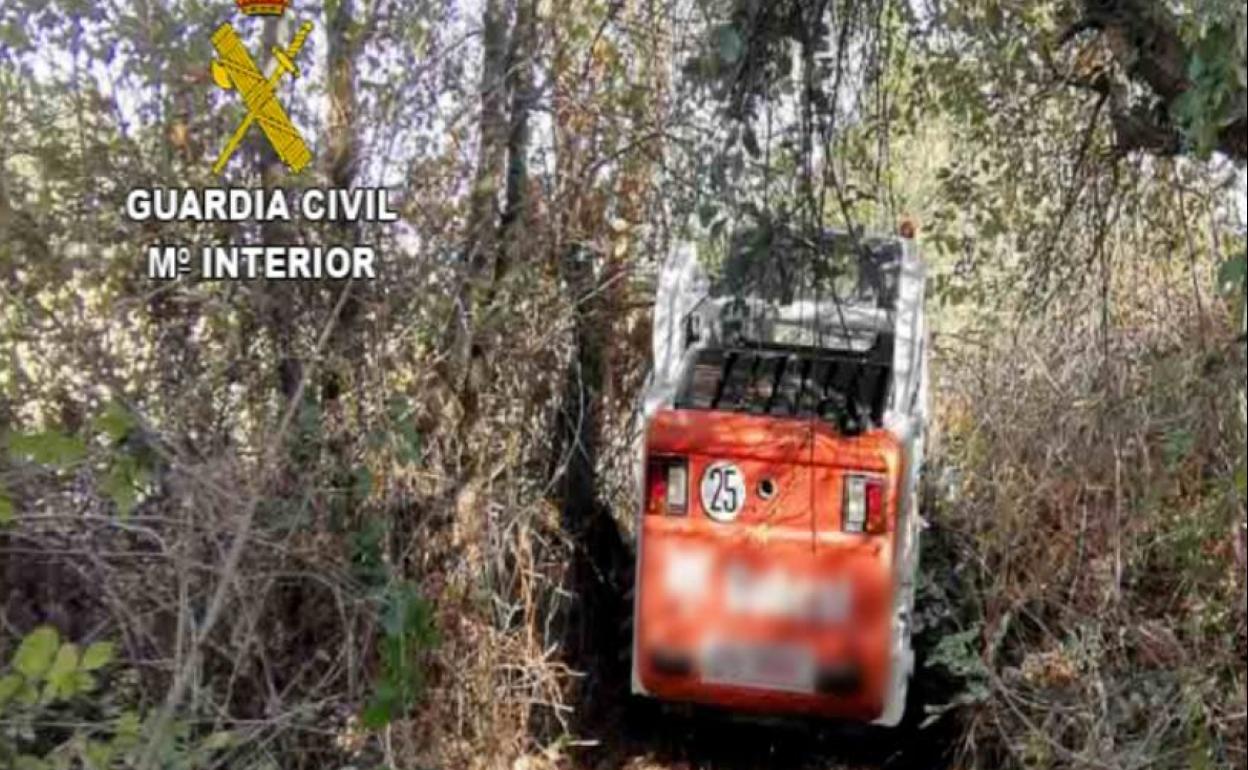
[[702, 643, 815, 693]]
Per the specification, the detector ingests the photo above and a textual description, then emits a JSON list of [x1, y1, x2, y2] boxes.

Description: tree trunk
[[257, 18, 301, 405], [446, 0, 511, 427], [324, 0, 363, 388], [497, 0, 537, 287]]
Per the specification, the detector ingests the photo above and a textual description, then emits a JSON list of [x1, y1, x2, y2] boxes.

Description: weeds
[[934, 293, 1247, 769]]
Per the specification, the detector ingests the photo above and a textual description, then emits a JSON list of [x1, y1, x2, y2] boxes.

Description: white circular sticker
[[701, 462, 746, 522]]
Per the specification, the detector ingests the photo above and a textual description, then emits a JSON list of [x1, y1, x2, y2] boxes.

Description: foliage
[[937, 296, 1246, 768], [1218, 253, 1247, 294], [0, 626, 234, 770], [3, 402, 154, 519], [0, 483, 13, 526], [922, 623, 994, 726], [5, 433, 87, 469], [1172, 22, 1247, 157], [361, 583, 438, 730]]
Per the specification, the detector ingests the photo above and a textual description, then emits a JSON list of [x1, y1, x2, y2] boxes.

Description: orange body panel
[[635, 409, 904, 721]]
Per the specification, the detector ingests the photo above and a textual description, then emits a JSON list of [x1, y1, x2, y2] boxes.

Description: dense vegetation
[[1, 0, 1244, 768]]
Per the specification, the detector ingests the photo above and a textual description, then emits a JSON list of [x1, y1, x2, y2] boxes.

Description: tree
[[1061, 0, 1247, 160]]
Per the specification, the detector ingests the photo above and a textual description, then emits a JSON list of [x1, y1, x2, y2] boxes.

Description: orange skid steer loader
[[631, 228, 928, 727]]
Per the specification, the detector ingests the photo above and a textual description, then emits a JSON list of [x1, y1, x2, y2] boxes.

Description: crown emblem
[[235, 0, 290, 16]]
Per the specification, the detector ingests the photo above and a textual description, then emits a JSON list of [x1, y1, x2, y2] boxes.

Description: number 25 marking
[[709, 467, 739, 512]]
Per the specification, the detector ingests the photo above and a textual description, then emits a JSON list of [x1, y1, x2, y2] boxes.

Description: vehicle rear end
[[632, 229, 927, 726]]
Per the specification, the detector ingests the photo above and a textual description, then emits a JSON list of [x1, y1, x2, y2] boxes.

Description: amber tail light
[[844, 475, 887, 534], [646, 457, 688, 516]]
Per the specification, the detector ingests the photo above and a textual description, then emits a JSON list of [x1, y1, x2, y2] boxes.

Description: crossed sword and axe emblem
[[210, 21, 313, 175]]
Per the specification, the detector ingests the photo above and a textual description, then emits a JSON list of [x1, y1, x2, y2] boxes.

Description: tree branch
[[1059, 0, 1248, 162]]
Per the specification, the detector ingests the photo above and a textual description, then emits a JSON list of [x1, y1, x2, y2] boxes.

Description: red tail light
[[646, 457, 688, 515], [844, 475, 887, 534]]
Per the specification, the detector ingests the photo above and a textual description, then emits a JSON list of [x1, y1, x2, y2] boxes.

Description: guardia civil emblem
[[210, 0, 313, 175]]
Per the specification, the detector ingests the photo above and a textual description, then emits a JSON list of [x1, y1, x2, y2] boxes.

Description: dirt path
[[565, 682, 960, 770]]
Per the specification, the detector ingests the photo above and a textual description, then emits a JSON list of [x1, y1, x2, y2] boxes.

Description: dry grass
[[0, 262, 595, 769], [933, 289, 1246, 769]]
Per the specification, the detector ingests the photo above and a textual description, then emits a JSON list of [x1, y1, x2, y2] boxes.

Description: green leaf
[[93, 401, 135, 443], [13, 626, 60, 680], [0, 485, 12, 526], [80, 641, 116, 672], [44, 643, 81, 699], [1216, 254, 1246, 294], [71, 671, 98, 695], [113, 711, 143, 751], [1235, 463, 1247, 499], [102, 457, 144, 518], [380, 582, 436, 645], [49, 643, 80, 678], [0, 672, 23, 705], [81, 741, 114, 770], [6, 431, 87, 467], [361, 683, 399, 730]]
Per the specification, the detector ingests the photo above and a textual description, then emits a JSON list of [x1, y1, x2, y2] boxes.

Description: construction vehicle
[[631, 225, 928, 726]]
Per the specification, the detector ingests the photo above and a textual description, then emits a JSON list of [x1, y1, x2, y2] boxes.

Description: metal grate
[[675, 340, 893, 429]]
